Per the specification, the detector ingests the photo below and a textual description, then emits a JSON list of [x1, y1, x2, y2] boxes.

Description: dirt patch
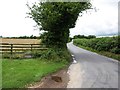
[[27, 68, 69, 88]]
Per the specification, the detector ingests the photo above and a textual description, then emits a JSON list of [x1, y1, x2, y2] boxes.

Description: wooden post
[[31, 44, 32, 52], [10, 44, 13, 59]]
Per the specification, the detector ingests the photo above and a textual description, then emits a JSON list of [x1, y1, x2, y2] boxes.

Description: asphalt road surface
[[67, 42, 119, 88]]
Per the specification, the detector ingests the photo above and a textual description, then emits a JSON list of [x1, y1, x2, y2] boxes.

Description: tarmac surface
[[67, 42, 119, 88]]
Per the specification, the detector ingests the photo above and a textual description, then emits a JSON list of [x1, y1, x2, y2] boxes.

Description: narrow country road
[[67, 42, 119, 88]]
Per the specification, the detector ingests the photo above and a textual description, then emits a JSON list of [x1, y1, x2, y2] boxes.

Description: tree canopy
[[74, 35, 96, 39], [27, 1, 91, 48]]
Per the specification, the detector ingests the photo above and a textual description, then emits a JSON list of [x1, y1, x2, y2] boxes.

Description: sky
[[0, 0, 119, 37]]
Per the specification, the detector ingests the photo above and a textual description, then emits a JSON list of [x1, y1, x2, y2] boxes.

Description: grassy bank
[[2, 59, 69, 88], [73, 37, 120, 61]]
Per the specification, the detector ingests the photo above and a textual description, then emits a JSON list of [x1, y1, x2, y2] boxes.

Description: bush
[[31, 48, 71, 62], [73, 36, 120, 54], [110, 47, 120, 54], [2, 48, 71, 62], [2, 53, 11, 59]]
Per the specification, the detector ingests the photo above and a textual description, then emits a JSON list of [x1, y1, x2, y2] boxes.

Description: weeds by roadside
[[2, 48, 71, 62]]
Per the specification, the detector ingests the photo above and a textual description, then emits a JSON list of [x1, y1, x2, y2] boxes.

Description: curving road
[[67, 42, 119, 88]]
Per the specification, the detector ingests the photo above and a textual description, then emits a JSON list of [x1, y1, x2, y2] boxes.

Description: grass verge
[[2, 59, 68, 88], [74, 44, 120, 61]]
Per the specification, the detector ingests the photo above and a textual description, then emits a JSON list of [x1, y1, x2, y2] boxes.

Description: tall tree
[[27, 1, 91, 48]]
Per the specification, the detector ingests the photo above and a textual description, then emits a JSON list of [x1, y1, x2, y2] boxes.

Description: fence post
[[31, 44, 32, 52], [10, 44, 13, 59]]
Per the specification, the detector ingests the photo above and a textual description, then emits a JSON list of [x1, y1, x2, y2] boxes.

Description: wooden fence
[[0, 43, 48, 57]]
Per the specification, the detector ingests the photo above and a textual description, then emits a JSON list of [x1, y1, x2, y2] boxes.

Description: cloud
[[0, 0, 39, 37], [70, 0, 118, 37], [0, 0, 119, 37]]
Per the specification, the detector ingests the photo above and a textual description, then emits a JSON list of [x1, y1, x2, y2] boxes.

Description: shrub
[[110, 47, 120, 54], [73, 36, 120, 54], [31, 48, 71, 62]]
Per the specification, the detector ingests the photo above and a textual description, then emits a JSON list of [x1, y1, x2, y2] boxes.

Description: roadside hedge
[[74, 36, 120, 54]]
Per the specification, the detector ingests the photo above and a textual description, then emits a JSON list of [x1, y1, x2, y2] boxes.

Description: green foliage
[[32, 48, 71, 62], [2, 53, 11, 59], [27, 2, 91, 48], [87, 35, 96, 39], [2, 53, 24, 59], [110, 47, 120, 54], [68, 37, 72, 42], [74, 36, 120, 54], [19, 35, 39, 39], [39, 32, 49, 45], [2, 48, 71, 62], [73, 35, 96, 39]]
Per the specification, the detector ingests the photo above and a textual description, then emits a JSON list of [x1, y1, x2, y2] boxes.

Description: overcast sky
[[0, 0, 119, 37]]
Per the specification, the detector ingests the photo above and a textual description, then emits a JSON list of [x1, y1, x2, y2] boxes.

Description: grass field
[[2, 59, 68, 88], [1, 38, 41, 44]]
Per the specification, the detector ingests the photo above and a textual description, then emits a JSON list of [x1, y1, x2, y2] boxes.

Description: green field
[[2, 59, 68, 88]]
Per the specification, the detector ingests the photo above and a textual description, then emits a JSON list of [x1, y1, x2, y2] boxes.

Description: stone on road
[[67, 42, 119, 88]]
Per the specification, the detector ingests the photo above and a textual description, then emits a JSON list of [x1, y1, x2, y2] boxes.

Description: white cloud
[[70, 0, 118, 37], [0, 0, 39, 37], [0, 0, 119, 37]]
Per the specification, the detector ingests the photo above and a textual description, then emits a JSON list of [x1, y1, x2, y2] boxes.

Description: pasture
[[2, 59, 68, 88]]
